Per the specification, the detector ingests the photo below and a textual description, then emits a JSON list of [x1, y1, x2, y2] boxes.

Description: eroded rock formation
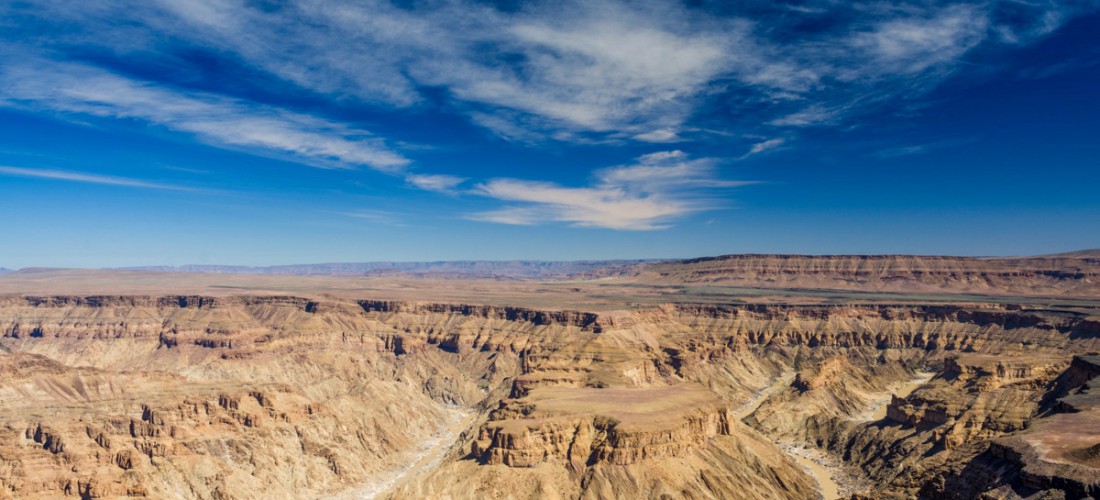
[[0, 293, 1097, 499], [636, 254, 1100, 297]]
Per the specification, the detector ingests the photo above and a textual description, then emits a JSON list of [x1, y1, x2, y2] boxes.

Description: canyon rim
[[1, 254, 1099, 498]]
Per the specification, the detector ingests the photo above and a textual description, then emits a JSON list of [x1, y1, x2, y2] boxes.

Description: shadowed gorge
[[1, 254, 1099, 499]]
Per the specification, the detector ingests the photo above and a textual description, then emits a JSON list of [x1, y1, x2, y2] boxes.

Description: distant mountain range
[[1038, 248, 1100, 258], [2, 249, 1097, 285], [628, 251, 1100, 297], [115, 260, 658, 280]]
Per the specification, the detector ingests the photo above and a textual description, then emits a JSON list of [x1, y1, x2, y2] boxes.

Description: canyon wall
[[0, 295, 1097, 498], [637, 254, 1100, 296]]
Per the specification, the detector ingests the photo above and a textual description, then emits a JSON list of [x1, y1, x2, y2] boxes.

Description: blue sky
[[1, 0, 1099, 268]]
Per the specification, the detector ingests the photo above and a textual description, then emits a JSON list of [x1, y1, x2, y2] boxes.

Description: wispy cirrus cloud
[[872, 137, 979, 158], [469, 151, 749, 230], [742, 138, 787, 158], [420, 4, 740, 136], [0, 61, 409, 171], [8, 0, 1085, 145], [846, 4, 989, 76], [323, 209, 408, 227], [470, 179, 692, 230], [0, 165, 195, 191], [633, 128, 685, 143], [0, 0, 1095, 235], [405, 174, 467, 192]]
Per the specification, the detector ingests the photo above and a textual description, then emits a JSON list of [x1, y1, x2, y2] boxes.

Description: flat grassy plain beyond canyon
[[1, 253, 1098, 499]]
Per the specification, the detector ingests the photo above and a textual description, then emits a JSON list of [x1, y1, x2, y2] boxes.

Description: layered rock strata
[[637, 254, 1100, 296], [0, 295, 1098, 498]]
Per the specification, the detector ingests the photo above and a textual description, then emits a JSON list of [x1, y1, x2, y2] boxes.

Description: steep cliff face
[[746, 348, 1100, 499], [636, 254, 1100, 296], [884, 354, 1065, 449], [980, 355, 1100, 498], [471, 384, 733, 467], [894, 355, 1100, 500], [0, 296, 529, 499], [0, 350, 461, 499], [392, 426, 821, 500], [1, 295, 1098, 499]]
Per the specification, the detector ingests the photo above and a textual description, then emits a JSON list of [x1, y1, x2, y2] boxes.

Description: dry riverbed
[[334, 371, 935, 500], [325, 408, 474, 500], [754, 371, 937, 499]]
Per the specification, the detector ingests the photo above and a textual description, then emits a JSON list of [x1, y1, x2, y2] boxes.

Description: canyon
[[0, 253, 1098, 499]]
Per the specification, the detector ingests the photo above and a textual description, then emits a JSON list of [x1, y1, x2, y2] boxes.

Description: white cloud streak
[[469, 151, 748, 230], [10, 0, 1075, 142], [0, 61, 409, 171], [0, 165, 194, 191], [406, 174, 466, 192], [633, 128, 684, 143], [847, 5, 989, 76], [0, 0, 1086, 234], [743, 138, 786, 158], [323, 209, 408, 226]]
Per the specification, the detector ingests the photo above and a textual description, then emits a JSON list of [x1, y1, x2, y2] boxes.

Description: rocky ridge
[[0, 294, 1097, 498], [116, 260, 652, 280], [637, 254, 1100, 297]]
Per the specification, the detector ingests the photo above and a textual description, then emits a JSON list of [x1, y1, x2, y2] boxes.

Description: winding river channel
[[332, 370, 935, 500], [327, 409, 473, 500], [737, 370, 935, 500]]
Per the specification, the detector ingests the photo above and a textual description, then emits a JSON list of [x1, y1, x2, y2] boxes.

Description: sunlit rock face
[[0, 275, 1097, 499]]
